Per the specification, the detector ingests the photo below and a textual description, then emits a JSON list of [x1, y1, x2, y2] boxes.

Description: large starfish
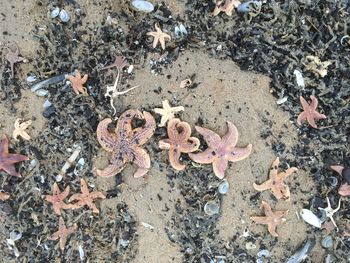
[[68, 179, 105, 214], [250, 201, 288, 237], [253, 157, 298, 200], [297, 95, 326, 128], [147, 23, 171, 50], [45, 183, 74, 215], [49, 217, 77, 251], [189, 121, 252, 179], [213, 0, 241, 16], [97, 109, 156, 178], [0, 135, 29, 177], [154, 100, 184, 127], [66, 70, 88, 95], [13, 118, 32, 141], [159, 118, 200, 170]]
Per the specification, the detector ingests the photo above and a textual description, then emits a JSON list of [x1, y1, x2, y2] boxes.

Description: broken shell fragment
[[131, 0, 154, 13], [218, 180, 229, 194], [59, 9, 70, 23], [300, 209, 322, 228], [51, 7, 60, 18], [321, 235, 333, 249], [204, 201, 220, 216]]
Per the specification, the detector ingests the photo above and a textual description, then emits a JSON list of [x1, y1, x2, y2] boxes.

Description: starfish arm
[[213, 6, 221, 16], [271, 184, 289, 200], [310, 95, 319, 110], [307, 115, 318, 128], [96, 118, 117, 152], [283, 167, 298, 179], [167, 119, 182, 140], [5, 153, 29, 163], [189, 148, 216, 164], [297, 112, 307, 125], [131, 111, 156, 145], [160, 38, 166, 50], [75, 70, 81, 79], [253, 180, 272, 192], [53, 204, 62, 215], [61, 186, 70, 199], [221, 121, 239, 147], [195, 126, 221, 148], [267, 224, 279, 237], [171, 106, 185, 113], [90, 191, 106, 200], [68, 193, 84, 204], [178, 137, 200, 153], [159, 116, 169, 127], [67, 224, 78, 235], [261, 201, 274, 217], [86, 201, 100, 213], [212, 157, 228, 179], [299, 96, 309, 111], [116, 109, 144, 135], [59, 236, 67, 251], [14, 119, 20, 129], [152, 37, 159, 48], [81, 74, 88, 83], [313, 112, 327, 120], [1, 163, 21, 177], [169, 148, 185, 170], [20, 131, 31, 141], [130, 147, 151, 177], [97, 162, 125, 177], [154, 108, 166, 115], [49, 231, 60, 241], [250, 216, 268, 225], [330, 165, 344, 175], [159, 139, 171, 150], [0, 135, 9, 155], [227, 144, 252, 162], [79, 179, 90, 195], [271, 157, 280, 168]]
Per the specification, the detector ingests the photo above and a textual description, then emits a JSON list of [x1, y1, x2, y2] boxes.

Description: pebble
[[218, 180, 229, 194], [43, 105, 56, 118], [204, 201, 220, 216], [59, 9, 70, 23], [321, 236, 333, 249], [342, 167, 350, 183], [131, 0, 154, 13], [50, 7, 60, 19]]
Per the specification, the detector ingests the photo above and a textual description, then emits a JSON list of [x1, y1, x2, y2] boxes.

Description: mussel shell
[[59, 9, 70, 23], [131, 0, 154, 13]]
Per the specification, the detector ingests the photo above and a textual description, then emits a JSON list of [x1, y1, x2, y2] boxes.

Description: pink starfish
[[297, 95, 326, 128], [189, 121, 252, 179]]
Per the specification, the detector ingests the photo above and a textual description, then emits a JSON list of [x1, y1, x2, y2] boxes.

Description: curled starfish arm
[[169, 148, 185, 170], [195, 126, 221, 148], [131, 146, 151, 177], [116, 109, 143, 134], [261, 201, 274, 217], [227, 144, 252, 162], [221, 121, 238, 147], [189, 148, 216, 164], [253, 180, 272, 192], [167, 119, 187, 140], [178, 137, 200, 153], [267, 224, 279, 237], [131, 111, 156, 145], [97, 162, 124, 177], [283, 167, 298, 179], [212, 158, 228, 179], [96, 118, 117, 152], [271, 185, 290, 200], [159, 139, 171, 150], [330, 165, 344, 175]]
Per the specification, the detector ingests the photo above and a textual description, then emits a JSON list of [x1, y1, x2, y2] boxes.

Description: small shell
[[35, 89, 49, 96], [300, 209, 322, 228], [59, 9, 70, 23], [293, 69, 305, 89], [26, 75, 37, 83], [127, 65, 134, 74], [218, 180, 229, 194], [51, 7, 60, 19], [179, 24, 188, 35], [276, 97, 288, 104], [257, 249, 270, 257], [131, 0, 154, 13], [321, 236, 333, 249], [204, 201, 220, 216]]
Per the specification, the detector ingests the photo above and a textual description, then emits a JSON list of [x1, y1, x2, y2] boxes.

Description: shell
[[257, 249, 270, 258], [300, 209, 322, 228], [321, 236, 333, 249], [59, 9, 70, 23], [218, 180, 229, 194], [35, 89, 49, 96], [204, 201, 220, 216], [51, 7, 60, 19], [131, 0, 154, 13]]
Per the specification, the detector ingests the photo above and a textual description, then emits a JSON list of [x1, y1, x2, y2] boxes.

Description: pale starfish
[[318, 197, 341, 229], [45, 183, 74, 215], [304, 55, 332, 78], [213, 0, 241, 16], [66, 70, 88, 95], [297, 95, 326, 128], [13, 118, 32, 141], [189, 121, 252, 179], [49, 217, 77, 251], [5, 43, 24, 78], [250, 201, 288, 237], [154, 100, 184, 127], [159, 118, 200, 170], [68, 179, 105, 214], [147, 23, 171, 50], [253, 157, 298, 200]]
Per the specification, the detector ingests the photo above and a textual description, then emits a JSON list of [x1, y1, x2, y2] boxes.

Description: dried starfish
[[66, 70, 88, 95], [318, 197, 341, 229], [147, 23, 171, 50], [154, 100, 184, 127], [297, 95, 326, 128], [96, 109, 156, 178], [213, 0, 241, 16], [253, 157, 298, 200], [0, 135, 29, 177], [330, 165, 350, 196], [49, 217, 77, 251], [13, 118, 32, 141], [189, 121, 252, 179], [250, 201, 288, 237], [45, 183, 74, 215], [159, 118, 200, 170], [5, 43, 24, 78], [304, 55, 332, 78], [68, 179, 105, 214], [0, 191, 10, 201]]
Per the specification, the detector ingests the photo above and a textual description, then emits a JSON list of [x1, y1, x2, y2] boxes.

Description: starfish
[[45, 183, 74, 215], [159, 118, 200, 170], [66, 70, 88, 95], [304, 55, 332, 78], [96, 109, 156, 178], [68, 179, 105, 214], [250, 201, 288, 237], [5, 43, 24, 78], [147, 23, 171, 50], [101, 55, 128, 71], [297, 95, 326, 128], [154, 100, 184, 127], [0, 135, 29, 177], [49, 217, 77, 251], [213, 0, 241, 16], [318, 197, 341, 229], [253, 157, 298, 200], [0, 191, 10, 201], [330, 165, 350, 196], [189, 121, 252, 179], [13, 118, 32, 141]]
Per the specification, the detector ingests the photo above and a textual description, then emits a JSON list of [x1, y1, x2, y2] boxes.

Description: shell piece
[[300, 209, 322, 228], [321, 236, 333, 249], [51, 7, 60, 18], [131, 0, 154, 13], [218, 180, 229, 194], [59, 9, 70, 23], [204, 201, 220, 216], [293, 69, 305, 89]]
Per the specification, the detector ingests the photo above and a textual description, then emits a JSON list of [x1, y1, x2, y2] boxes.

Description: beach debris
[[58, 145, 81, 180], [213, 0, 241, 16], [204, 200, 220, 216], [330, 165, 350, 196], [218, 179, 229, 194], [174, 24, 188, 38], [253, 157, 298, 200], [180, 78, 192, 88], [96, 109, 156, 178], [6, 231, 22, 257], [245, 242, 256, 250], [299, 209, 322, 228], [51, 7, 60, 18], [304, 55, 332, 78], [318, 197, 341, 229], [59, 9, 70, 23], [321, 235, 333, 249], [49, 217, 77, 251], [293, 69, 305, 89], [159, 118, 200, 170], [0, 191, 10, 201], [250, 201, 287, 237], [340, 35, 350, 46], [5, 43, 24, 78], [322, 220, 336, 234], [257, 249, 270, 258], [0, 135, 29, 178], [189, 121, 252, 179], [106, 15, 118, 25], [30, 73, 66, 96], [237, 1, 262, 15], [147, 23, 171, 50], [154, 100, 184, 127], [286, 238, 316, 263], [68, 179, 105, 214], [45, 183, 74, 215], [131, 0, 154, 13], [26, 74, 37, 83], [66, 70, 88, 95], [13, 118, 32, 141], [297, 95, 327, 128], [276, 97, 288, 105], [141, 222, 154, 230], [78, 245, 85, 261]]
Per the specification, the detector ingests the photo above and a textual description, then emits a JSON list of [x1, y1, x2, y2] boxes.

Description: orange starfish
[[45, 183, 74, 215], [253, 157, 298, 200], [147, 23, 171, 50], [213, 0, 241, 16], [297, 95, 326, 128], [189, 121, 252, 179], [49, 217, 77, 251], [66, 70, 88, 95], [68, 179, 105, 214], [159, 118, 200, 170], [250, 201, 288, 237]]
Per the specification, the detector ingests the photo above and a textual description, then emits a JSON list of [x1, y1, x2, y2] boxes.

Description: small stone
[[342, 167, 350, 184], [245, 241, 256, 250], [43, 105, 56, 118], [204, 201, 220, 216]]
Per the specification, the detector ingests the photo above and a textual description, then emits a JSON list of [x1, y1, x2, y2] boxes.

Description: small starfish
[[68, 179, 105, 214], [154, 100, 184, 127], [0, 135, 29, 177], [96, 109, 156, 178], [213, 0, 241, 16], [5, 43, 24, 78], [159, 118, 200, 170], [318, 197, 341, 229], [304, 55, 332, 78], [147, 23, 171, 50], [253, 157, 298, 200], [0, 191, 10, 201], [66, 70, 88, 95], [49, 217, 77, 251], [189, 121, 252, 179], [330, 165, 350, 196], [13, 118, 32, 141], [101, 55, 128, 71], [297, 95, 326, 128], [250, 201, 288, 237], [45, 183, 74, 215]]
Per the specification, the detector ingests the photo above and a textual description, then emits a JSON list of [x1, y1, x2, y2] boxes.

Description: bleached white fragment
[[293, 69, 305, 88], [276, 97, 288, 104], [300, 209, 322, 228], [141, 222, 154, 230]]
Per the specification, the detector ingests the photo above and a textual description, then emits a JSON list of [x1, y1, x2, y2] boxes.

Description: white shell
[[300, 209, 322, 228], [179, 24, 188, 35], [51, 7, 60, 19], [293, 69, 305, 88], [59, 9, 70, 23], [26, 75, 37, 83], [131, 0, 154, 13], [127, 65, 134, 74], [276, 96, 288, 104]]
